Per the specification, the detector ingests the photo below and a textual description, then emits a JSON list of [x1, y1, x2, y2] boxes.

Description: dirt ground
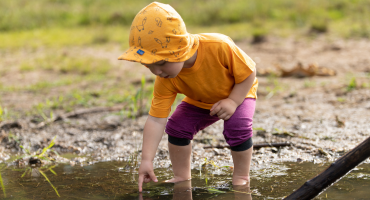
[[1, 35, 370, 170]]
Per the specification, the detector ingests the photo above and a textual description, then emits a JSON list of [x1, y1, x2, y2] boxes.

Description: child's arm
[[138, 115, 167, 192], [210, 70, 256, 120]]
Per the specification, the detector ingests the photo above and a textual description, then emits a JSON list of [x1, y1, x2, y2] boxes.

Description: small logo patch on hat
[[137, 49, 145, 55]]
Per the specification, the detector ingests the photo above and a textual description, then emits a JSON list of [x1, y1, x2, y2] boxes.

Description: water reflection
[[233, 184, 252, 200], [139, 180, 252, 200]]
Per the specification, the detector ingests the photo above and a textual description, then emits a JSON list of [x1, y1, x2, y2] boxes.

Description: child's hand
[[210, 98, 238, 120], [138, 160, 158, 192]]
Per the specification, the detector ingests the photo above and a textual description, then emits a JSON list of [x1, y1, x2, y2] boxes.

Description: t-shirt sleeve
[[149, 77, 177, 118], [223, 38, 256, 84]]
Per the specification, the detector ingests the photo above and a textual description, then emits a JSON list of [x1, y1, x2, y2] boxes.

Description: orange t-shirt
[[149, 33, 258, 118]]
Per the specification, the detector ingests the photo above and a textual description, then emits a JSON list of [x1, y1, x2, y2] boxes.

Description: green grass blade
[[39, 136, 56, 157], [0, 171, 6, 198], [50, 150, 60, 157], [141, 75, 146, 88], [39, 170, 60, 197], [48, 166, 57, 176], [21, 168, 30, 178], [207, 188, 225, 194], [0, 105, 3, 121], [19, 145, 31, 155]]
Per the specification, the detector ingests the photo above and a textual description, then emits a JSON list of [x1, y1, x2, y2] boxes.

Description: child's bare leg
[[166, 142, 192, 182], [231, 146, 253, 185]]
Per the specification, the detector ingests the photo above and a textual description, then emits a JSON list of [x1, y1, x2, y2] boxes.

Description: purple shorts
[[165, 98, 256, 147]]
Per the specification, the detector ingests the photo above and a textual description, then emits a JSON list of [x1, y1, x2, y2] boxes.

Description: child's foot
[[164, 177, 191, 183], [232, 175, 250, 185]]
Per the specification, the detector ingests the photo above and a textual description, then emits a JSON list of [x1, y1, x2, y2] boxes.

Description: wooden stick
[[284, 136, 370, 200], [203, 142, 291, 149]]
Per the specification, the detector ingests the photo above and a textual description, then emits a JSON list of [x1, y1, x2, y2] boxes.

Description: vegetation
[[0, 0, 369, 40], [0, 164, 6, 198], [0, 0, 369, 37], [0, 0, 368, 120], [347, 77, 357, 91]]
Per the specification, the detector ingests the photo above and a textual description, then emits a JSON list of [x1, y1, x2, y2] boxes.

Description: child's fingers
[[138, 174, 144, 192], [149, 171, 158, 182], [144, 177, 151, 183], [218, 112, 228, 119], [210, 101, 220, 112], [216, 108, 226, 117], [210, 103, 221, 116]]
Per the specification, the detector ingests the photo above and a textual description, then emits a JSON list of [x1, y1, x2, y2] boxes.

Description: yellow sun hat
[[118, 2, 199, 64]]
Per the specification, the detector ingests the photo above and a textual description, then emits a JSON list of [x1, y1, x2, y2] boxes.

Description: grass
[[0, 164, 6, 198], [26, 55, 112, 75], [18, 136, 58, 161], [27, 78, 154, 121], [337, 97, 346, 103], [0, 0, 369, 41], [0, 0, 369, 33], [6, 137, 61, 197], [0, 26, 129, 49], [2, 73, 153, 121], [265, 74, 284, 99], [347, 77, 357, 91], [304, 79, 316, 88], [0, 105, 4, 122], [0, 76, 84, 92]]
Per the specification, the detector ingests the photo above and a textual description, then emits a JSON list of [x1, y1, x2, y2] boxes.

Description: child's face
[[144, 60, 185, 78]]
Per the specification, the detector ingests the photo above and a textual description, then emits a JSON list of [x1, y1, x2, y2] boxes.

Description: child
[[118, 2, 258, 192]]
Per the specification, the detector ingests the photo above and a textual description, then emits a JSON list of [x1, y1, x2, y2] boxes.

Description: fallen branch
[[203, 142, 291, 149], [284, 136, 370, 200], [36, 105, 126, 129]]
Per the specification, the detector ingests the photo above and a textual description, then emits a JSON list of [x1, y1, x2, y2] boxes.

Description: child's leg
[[231, 144, 253, 185], [165, 102, 219, 182], [223, 98, 256, 185], [166, 140, 192, 182]]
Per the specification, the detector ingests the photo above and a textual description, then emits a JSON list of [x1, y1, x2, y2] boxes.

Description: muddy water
[[0, 161, 369, 199]]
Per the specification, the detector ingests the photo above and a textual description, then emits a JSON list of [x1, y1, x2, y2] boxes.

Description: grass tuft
[[347, 77, 357, 91]]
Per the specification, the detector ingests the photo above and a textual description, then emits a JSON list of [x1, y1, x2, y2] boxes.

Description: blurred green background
[[1, 0, 370, 49], [0, 0, 370, 121], [1, 0, 370, 36]]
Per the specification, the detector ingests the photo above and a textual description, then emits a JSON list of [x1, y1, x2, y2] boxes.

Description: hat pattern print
[[118, 2, 199, 64]]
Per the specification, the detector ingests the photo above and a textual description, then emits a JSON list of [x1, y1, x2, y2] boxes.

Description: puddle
[[0, 161, 369, 199]]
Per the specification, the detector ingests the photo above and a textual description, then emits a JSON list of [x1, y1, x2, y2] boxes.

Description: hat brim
[[118, 34, 199, 64]]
